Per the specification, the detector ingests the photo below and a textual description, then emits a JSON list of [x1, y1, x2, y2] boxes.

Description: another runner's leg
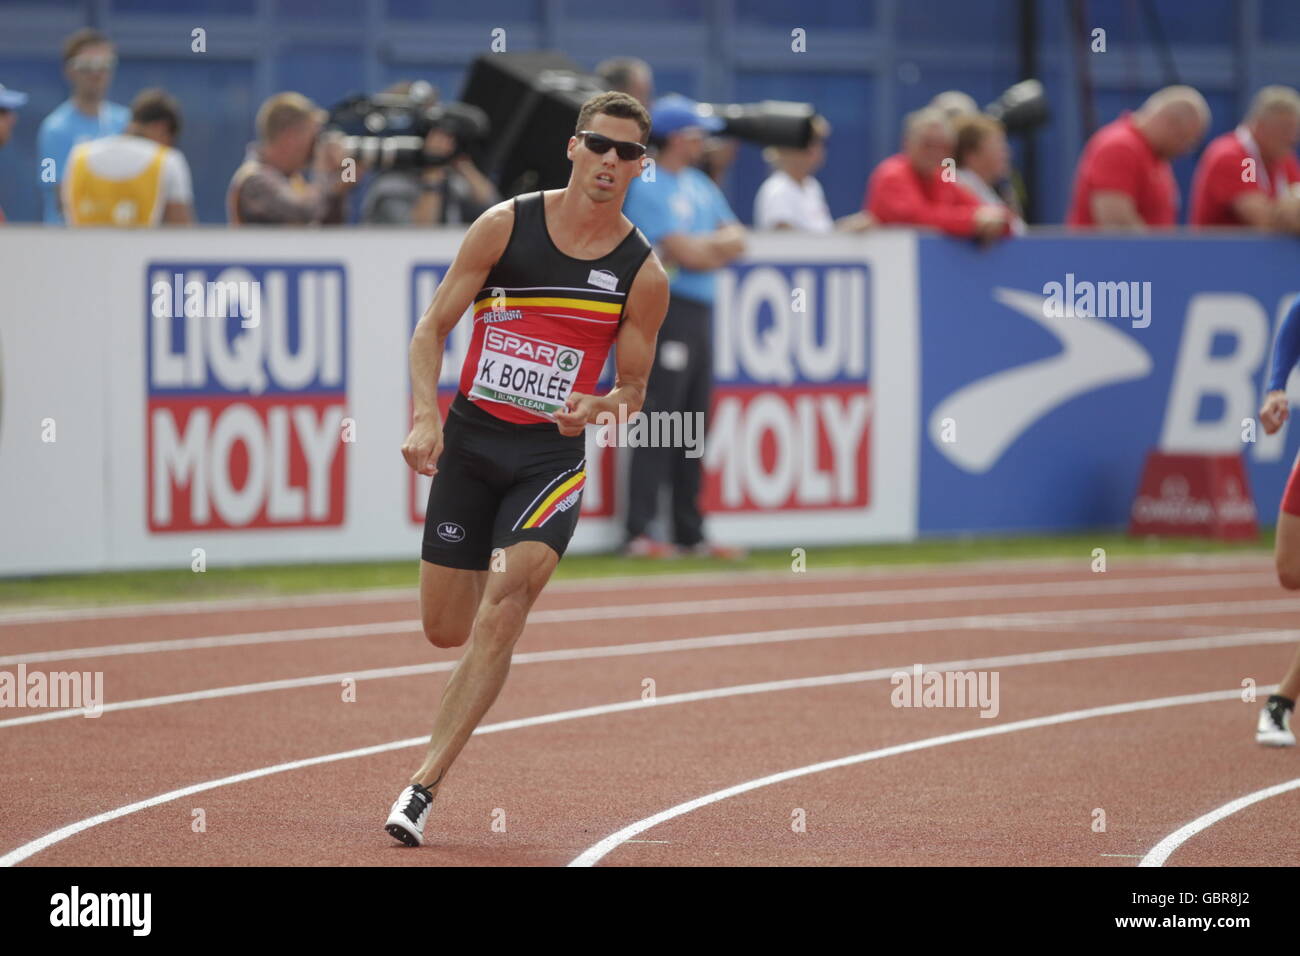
[[1258, 510, 1300, 744], [409, 540, 559, 789], [1276, 511, 1300, 702], [1274, 517, 1300, 709]]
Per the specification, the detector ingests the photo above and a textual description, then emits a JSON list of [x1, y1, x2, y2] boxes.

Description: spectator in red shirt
[[1190, 85, 1300, 231], [865, 107, 1011, 240], [1067, 85, 1209, 229]]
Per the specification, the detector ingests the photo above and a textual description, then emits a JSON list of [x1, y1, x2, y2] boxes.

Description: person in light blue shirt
[[620, 94, 748, 559], [36, 29, 130, 224]]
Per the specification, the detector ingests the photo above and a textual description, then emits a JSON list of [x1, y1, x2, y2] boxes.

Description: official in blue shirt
[[36, 29, 130, 224], [621, 94, 748, 559]]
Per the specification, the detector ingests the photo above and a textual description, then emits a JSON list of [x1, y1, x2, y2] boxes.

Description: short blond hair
[[1247, 85, 1300, 122], [953, 114, 1004, 167], [256, 92, 322, 143], [903, 107, 953, 143]]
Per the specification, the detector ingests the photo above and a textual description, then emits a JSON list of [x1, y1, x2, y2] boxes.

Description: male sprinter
[[1257, 293, 1300, 745], [385, 91, 669, 845]]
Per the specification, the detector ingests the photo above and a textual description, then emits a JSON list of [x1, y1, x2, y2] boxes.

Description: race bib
[[469, 328, 584, 418]]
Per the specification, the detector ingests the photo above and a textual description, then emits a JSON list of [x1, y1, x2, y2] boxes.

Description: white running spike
[[384, 784, 432, 846], [1256, 704, 1296, 747]]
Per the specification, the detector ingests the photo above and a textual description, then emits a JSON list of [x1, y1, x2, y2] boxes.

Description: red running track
[[1, 556, 1298, 867]]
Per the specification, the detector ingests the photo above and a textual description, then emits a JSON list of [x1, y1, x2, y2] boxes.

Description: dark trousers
[[625, 294, 713, 547]]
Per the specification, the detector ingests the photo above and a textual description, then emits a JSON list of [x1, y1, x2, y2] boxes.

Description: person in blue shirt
[[621, 94, 748, 559], [1257, 293, 1300, 746], [36, 28, 130, 224], [0, 83, 28, 223]]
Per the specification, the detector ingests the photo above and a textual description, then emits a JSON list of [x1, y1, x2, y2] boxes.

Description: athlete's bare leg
[[1274, 512, 1300, 701], [418, 559, 487, 649], [410, 541, 559, 790]]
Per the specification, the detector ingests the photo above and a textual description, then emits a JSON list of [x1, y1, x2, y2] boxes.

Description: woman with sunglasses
[[36, 28, 130, 224], [385, 91, 670, 847]]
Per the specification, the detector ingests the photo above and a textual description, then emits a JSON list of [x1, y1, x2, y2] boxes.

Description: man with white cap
[[0, 83, 29, 223], [620, 94, 747, 560]]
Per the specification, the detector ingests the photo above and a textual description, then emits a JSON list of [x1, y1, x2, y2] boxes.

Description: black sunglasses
[[577, 130, 646, 161]]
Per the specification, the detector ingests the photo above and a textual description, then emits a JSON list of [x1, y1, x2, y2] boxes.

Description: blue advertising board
[[918, 235, 1300, 533]]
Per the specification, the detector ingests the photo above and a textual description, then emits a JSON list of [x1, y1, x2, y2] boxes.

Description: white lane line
[[0, 660, 1262, 867], [1138, 777, 1300, 867], [4, 594, 1298, 729], [0, 554, 1270, 625], [971, 596, 1300, 629], [10, 595, 1300, 728], [1, 571, 1281, 666], [0, 563, 1021, 625], [530, 572, 1278, 623], [0, 587, 418, 626], [0, 620, 422, 666], [567, 687, 1258, 867]]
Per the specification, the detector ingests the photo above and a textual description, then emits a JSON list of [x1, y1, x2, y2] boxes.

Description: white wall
[[0, 227, 917, 575]]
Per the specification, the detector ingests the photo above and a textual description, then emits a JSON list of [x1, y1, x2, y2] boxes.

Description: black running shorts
[[421, 393, 588, 570]]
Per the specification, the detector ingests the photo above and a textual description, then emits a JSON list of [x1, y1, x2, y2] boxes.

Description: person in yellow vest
[[63, 88, 194, 227], [227, 91, 356, 225]]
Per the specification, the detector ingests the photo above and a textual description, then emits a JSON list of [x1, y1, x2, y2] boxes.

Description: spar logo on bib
[[470, 328, 583, 418], [146, 262, 348, 532]]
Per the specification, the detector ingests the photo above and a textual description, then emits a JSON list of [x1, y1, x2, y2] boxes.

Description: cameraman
[[361, 123, 497, 226], [227, 92, 357, 226]]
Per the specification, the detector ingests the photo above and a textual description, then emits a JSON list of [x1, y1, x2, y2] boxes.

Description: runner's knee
[[1278, 556, 1300, 591], [421, 607, 473, 648], [473, 584, 534, 650]]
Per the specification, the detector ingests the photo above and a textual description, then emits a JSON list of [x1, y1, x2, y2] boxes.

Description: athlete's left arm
[[554, 253, 670, 436], [1261, 294, 1300, 434]]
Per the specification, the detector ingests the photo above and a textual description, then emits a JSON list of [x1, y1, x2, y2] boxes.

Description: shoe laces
[[1267, 700, 1292, 729], [399, 785, 431, 821]]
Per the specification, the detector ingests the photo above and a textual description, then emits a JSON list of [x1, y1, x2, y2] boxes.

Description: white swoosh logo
[[930, 287, 1152, 473]]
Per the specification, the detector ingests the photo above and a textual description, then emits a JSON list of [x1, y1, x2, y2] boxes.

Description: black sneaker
[[384, 782, 434, 846], [1256, 698, 1295, 747]]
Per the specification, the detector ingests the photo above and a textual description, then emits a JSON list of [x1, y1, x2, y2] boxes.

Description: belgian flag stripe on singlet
[[472, 293, 623, 324]]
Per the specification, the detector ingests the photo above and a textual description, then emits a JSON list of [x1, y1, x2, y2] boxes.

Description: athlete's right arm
[[401, 200, 514, 476]]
